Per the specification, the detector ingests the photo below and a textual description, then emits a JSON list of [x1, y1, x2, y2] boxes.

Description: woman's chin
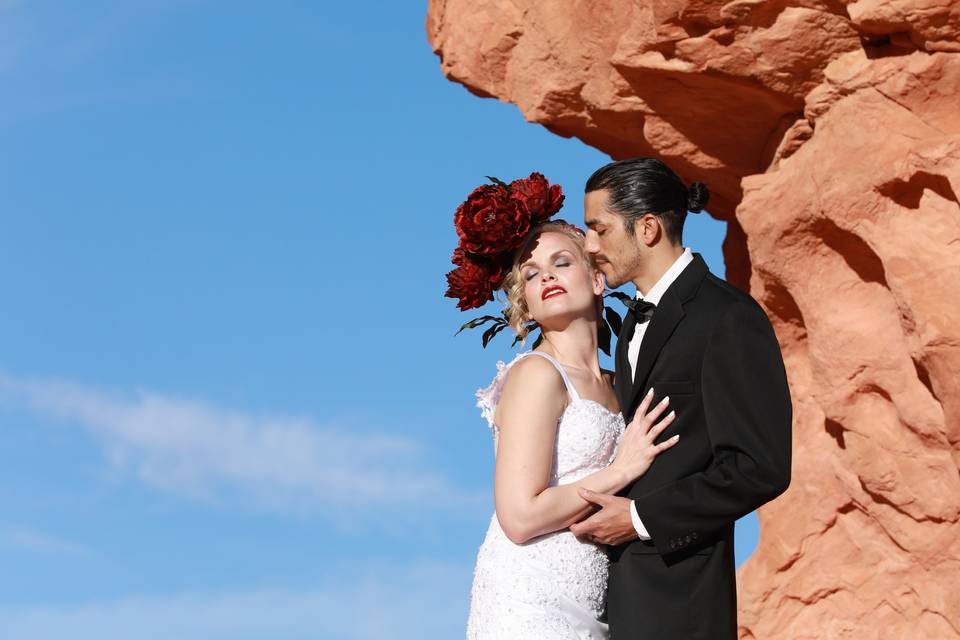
[[534, 304, 594, 331]]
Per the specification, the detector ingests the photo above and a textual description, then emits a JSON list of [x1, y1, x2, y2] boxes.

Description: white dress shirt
[[627, 248, 694, 539]]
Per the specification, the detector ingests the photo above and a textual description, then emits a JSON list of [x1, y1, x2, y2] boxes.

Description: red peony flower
[[445, 247, 512, 310], [480, 252, 510, 287], [446, 173, 565, 314], [444, 260, 495, 311], [454, 184, 532, 256], [510, 172, 565, 223]]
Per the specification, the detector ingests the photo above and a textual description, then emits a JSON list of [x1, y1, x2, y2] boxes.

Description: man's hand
[[569, 488, 640, 546]]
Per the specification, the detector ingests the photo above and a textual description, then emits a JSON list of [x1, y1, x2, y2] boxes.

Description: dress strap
[[521, 351, 582, 403]]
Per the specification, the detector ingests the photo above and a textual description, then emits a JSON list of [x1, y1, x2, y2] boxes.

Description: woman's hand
[[610, 389, 679, 481]]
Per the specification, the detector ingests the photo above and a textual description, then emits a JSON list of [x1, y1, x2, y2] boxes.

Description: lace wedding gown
[[466, 351, 625, 639]]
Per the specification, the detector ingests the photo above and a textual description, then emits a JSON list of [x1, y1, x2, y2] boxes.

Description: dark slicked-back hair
[[584, 157, 709, 244]]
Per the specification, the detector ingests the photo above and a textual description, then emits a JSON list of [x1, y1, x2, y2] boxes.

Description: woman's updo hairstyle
[[585, 157, 710, 244], [501, 220, 599, 342]]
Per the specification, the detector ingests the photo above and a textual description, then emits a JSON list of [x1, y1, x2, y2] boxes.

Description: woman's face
[[519, 231, 603, 329]]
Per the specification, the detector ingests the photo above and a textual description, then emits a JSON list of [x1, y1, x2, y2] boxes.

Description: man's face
[[583, 189, 643, 289]]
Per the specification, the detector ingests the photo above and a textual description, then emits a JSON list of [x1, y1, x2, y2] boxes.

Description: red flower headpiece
[[445, 173, 622, 354], [444, 173, 565, 311]]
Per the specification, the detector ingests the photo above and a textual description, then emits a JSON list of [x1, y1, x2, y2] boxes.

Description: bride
[[444, 176, 678, 639]]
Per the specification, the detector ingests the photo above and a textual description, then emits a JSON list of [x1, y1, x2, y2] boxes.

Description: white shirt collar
[[637, 248, 694, 305]]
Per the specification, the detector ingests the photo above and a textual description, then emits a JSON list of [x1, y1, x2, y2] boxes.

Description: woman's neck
[[538, 316, 601, 377]]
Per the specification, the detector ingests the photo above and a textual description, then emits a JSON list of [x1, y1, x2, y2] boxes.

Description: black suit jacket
[[607, 254, 792, 639]]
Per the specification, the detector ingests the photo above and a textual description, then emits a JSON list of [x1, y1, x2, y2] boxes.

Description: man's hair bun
[[687, 181, 710, 213]]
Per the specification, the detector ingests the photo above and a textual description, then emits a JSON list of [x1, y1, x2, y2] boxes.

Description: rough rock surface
[[428, 2, 960, 637]]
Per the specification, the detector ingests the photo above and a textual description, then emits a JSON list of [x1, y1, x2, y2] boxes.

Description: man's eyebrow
[[584, 218, 603, 227], [520, 249, 573, 269]]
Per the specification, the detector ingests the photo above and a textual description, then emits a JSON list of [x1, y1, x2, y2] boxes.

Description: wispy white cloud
[[0, 0, 204, 127], [0, 525, 91, 558], [0, 372, 482, 516], [2, 0, 197, 72], [0, 562, 472, 640], [45, 0, 202, 71], [0, 0, 25, 72]]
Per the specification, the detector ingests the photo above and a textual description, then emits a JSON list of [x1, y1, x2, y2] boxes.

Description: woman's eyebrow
[[520, 250, 572, 269]]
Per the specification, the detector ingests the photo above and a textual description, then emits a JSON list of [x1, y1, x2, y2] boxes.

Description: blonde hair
[[501, 221, 600, 342]]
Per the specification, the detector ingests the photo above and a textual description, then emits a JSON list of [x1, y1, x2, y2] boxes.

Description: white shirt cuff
[[630, 500, 651, 540]]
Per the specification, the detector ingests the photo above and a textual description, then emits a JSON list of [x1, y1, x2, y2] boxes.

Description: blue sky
[[0, 2, 746, 638]]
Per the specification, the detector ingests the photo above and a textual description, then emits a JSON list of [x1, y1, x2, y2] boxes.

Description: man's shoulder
[[692, 273, 771, 326], [697, 273, 759, 308]]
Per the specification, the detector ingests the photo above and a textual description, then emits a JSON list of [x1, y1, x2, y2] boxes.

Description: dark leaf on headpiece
[[605, 291, 632, 305], [598, 317, 612, 356], [532, 331, 544, 350], [481, 322, 508, 348], [604, 305, 623, 336], [485, 176, 510, 190], [512, 334, 522, 347], [455, 315, 501, 335]]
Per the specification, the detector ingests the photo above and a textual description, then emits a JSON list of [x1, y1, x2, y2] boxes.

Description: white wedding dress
[[466, 351, 625, 639]]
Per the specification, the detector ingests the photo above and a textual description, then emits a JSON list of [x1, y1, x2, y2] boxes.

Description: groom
[[570, 158, 792, 639]]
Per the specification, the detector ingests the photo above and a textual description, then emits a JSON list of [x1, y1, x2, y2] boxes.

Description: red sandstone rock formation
[[428, 2, 960, 637]]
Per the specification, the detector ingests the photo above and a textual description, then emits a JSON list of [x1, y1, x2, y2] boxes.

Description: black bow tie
[[623, 298, 656, 323]]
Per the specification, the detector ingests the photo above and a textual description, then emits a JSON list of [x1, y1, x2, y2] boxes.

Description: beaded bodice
[[467, 351, 624, 639]]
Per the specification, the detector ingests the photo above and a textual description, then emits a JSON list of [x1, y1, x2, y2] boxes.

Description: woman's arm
[[493, 356, 676, 544]]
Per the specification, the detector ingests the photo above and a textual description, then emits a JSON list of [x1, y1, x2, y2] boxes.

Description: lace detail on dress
[[475, 356, 517, 432], [475, 352, 534, 451], [467, 352, 625, 639]]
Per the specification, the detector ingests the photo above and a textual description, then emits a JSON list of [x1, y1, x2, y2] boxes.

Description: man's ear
[[635, 214, 662, 247]]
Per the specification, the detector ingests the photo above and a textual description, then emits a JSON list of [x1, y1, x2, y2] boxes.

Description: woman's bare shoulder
[[496, 355, 566, 419], [502, 355, 565, 395]]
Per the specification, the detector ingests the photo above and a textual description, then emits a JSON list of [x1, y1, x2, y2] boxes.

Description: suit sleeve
[[632, 298, 792, 556]]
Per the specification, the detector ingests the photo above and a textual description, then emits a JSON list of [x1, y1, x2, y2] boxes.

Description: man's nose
[[584, 236, 599, 254]]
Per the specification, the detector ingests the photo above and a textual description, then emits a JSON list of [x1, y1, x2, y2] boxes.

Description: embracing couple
[[445, 157, 793, 639]]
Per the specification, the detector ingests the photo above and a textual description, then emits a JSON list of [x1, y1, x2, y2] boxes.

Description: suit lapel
[[615, 308, 638, 412], [620, 253, 710, 414], [625, 290, 684, 411]]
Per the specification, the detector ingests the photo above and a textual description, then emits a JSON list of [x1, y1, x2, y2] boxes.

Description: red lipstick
[[541, 285, 567, 300]]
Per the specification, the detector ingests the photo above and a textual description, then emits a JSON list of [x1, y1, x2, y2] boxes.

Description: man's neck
[[633, 245, 685, 296]]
